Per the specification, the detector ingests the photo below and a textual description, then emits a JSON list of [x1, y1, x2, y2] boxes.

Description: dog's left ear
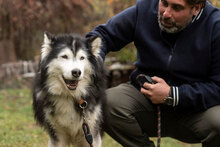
[[87, 36, 102, 57]]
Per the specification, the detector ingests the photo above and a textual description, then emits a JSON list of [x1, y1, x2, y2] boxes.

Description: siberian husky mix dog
[[33, 32, 106, 147]]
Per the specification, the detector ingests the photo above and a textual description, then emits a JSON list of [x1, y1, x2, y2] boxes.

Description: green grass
[[0, 89, 201, 147]]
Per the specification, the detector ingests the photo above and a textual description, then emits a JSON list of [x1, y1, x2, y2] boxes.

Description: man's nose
[[163, 7, 172, 18]]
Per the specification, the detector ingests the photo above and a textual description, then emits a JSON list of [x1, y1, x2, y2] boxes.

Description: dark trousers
[[103, 83, 220, 147]]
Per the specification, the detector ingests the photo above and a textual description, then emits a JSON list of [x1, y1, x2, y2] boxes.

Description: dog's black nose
[[72, 69, 81, 78]]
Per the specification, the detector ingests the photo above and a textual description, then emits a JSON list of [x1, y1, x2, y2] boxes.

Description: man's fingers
[[143, 82, 153, 89], [152, 76, 163, 83], [141, 87, 152, 97]]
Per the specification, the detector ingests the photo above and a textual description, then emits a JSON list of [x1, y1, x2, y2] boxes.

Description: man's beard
[[157, 13, 192, 33]]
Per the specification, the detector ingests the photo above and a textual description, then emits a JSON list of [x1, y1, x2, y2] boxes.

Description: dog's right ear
[[41, 31, 54, 60]]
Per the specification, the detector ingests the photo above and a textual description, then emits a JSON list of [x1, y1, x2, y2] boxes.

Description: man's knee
[[198, 105, 220, 146], [105, 85, 126, 116], [204, 105, 220, 131], [104, 84, 136, 119], [103, 83, 149, 128]]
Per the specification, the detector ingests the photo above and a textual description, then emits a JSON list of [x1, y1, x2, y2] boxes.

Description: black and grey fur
[[33, 32, 106, 147]]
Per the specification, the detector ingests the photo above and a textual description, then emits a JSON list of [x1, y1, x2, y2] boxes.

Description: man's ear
[[41, 31, 54, 60], [87, 36, 102, 57], [192, 3, 203, 16]]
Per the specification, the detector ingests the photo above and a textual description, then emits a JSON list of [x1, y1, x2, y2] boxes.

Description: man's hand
[[140, 76, 170, 104]]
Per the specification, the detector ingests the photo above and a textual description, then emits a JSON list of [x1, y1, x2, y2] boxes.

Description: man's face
[[158, 0, 199, 33]]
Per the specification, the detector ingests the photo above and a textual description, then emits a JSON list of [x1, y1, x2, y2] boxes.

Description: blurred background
[[0, 0, 219, 88], [0, 0, 138, 88], [0, 0, 135, 61], [0, 0, 219, 146]]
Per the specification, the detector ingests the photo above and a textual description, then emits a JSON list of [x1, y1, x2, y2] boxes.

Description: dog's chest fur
[[45, 95, 82, 135]]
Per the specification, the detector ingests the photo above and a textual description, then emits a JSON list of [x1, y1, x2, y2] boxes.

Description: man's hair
[[185, 0, 207, 8]]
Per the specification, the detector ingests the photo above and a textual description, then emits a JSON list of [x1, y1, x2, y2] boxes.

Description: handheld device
[[136, 74, 156, 87]]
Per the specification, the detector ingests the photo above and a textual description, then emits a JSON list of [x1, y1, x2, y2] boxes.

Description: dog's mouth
[[62, 76, 79, 90]]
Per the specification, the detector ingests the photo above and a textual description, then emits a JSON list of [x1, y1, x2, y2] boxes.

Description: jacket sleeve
[[86, 5, 137, 59], [175, 19, 220, 112]]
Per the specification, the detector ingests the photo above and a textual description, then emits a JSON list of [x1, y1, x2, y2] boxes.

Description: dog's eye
[[80, 56, 85, 60], [61, 55, 68, 59]]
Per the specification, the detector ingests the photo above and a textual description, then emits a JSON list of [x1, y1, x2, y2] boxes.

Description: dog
[[33, 32, 106, 147]]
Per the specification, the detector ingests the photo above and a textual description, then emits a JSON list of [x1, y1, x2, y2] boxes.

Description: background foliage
[[1, 0, 218, 63], [0, 0, 136, 63]]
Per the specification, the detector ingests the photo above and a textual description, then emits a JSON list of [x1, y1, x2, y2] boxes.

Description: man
[[87, 0, 220, 146]]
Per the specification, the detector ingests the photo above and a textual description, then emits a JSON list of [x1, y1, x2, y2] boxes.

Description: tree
[[0, 0, 93, 62]]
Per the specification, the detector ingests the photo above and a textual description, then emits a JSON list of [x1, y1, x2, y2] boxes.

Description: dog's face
[[40, 32, 102, 96]]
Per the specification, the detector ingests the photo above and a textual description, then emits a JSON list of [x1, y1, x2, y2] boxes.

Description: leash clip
[[79, 99, 88, 109]]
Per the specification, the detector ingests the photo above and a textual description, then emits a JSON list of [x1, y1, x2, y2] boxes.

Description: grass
[[0, 89, 201, 147]]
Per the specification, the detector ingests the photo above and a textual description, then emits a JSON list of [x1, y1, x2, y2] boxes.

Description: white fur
[[46, 48, 93, 98], [41, 33, 52, 60], [45, 48, 101, 146], [44, 95, 102, 147], [91, 37, 102, 58], [45, 95, 82, 136], [35, 35, 104, 147]]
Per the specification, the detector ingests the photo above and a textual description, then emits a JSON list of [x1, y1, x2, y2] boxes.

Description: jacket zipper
[[161, 36, 177, 85], [167, 45, 175, 70], [162, 38, 175, 71]]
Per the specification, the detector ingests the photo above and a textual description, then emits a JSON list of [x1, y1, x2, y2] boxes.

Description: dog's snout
[[72, 69, 81, 78]]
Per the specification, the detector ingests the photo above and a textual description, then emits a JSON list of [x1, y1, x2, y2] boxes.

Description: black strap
[[82, 122, 93, 147]]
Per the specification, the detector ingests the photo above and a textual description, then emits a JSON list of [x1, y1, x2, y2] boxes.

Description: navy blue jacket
[[86, 0, 220, 112]]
